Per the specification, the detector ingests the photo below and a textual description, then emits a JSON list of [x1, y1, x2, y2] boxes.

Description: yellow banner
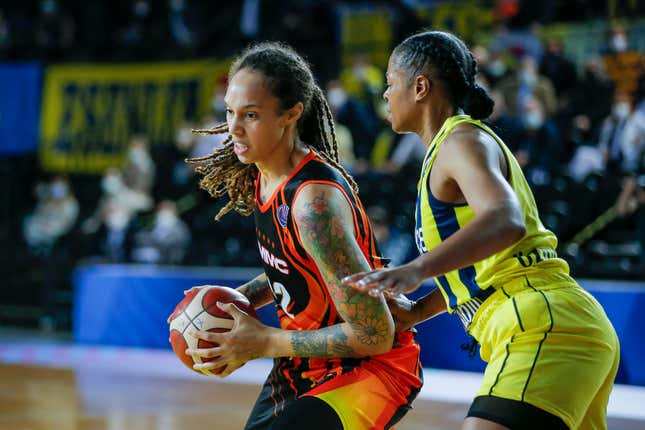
[[39, 60, 229, 173], [340, 6, 392, 69]]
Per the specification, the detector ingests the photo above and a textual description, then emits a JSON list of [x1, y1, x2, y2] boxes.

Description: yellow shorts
[[468, 273, 620, 430]]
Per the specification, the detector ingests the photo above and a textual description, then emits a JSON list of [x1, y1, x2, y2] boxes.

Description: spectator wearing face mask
[[131, 200, 191, 265], [495, 55, 557, 117], [601, 23, 645, 97], [326, 79, 378, 173], [515, 96, 560, 184], [539, 38, 578, 99], [598, 91, 634, 175], [340, 53, 384, 102], [122, 135, 155, 194], [568, 115, 604, 183], [325, 81, 356, 172], [81, 169, 152, 234], [23, 176, 79, 255]]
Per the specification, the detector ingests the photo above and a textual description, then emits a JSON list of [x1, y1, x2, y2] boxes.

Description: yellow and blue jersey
[[414, 115, 571, 314]]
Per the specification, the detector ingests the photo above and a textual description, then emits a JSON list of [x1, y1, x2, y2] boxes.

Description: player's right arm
[[236, 273, 273, 310]]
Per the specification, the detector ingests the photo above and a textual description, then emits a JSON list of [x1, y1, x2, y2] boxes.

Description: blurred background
[[0, 1, 644, 427], [0, 0, 645, 430]]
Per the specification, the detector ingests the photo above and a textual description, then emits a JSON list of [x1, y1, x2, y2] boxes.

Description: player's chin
[[388, 116, 403, 133], [235, 153, 255, 164]]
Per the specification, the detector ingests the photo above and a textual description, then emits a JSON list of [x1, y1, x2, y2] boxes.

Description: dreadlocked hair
[[187, 41, 356, 221], [393, 31, 494, 120]]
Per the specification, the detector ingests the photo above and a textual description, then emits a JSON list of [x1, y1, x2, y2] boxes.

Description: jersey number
[[271, 281, 295, 319]]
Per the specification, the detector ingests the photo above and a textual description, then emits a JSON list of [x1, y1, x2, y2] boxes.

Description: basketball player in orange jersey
[[343, 31, 620, 430], [181, 42, 423, 429]]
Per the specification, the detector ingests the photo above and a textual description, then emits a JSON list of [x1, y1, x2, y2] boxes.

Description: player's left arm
[[345, 126, 526, 305], [279, 183, 395, 358], [186, 184, 395, 375]]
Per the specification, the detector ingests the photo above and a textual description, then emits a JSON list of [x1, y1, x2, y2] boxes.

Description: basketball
[[168, 286, 258, 376]]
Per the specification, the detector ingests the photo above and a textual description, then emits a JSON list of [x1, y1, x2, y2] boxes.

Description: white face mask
[[106, 210, 129, 230], [175, 127, 194, 150], [128, 147, 148, 164], [487, 60, 506, 77], [155, 210, 177, 229], [102, 175, 122, 194], [519, 70, 537, 86], [49, 182, 68, 199], [353, 64, 367, 80], [611, 35, 628, 52], [327, 88, 348, 110], [524, 111, 544, 130], [612, 102, 630, 119]]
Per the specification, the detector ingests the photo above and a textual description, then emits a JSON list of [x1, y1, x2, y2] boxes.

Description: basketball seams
[[168, 286, 257, 376]]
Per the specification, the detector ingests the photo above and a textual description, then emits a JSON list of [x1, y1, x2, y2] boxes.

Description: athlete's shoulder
[[439, 122, 504, 163]]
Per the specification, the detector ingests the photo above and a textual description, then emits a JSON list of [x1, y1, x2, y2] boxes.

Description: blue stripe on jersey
[[437, 275, 457, 309], [427, 184, 482, 298]]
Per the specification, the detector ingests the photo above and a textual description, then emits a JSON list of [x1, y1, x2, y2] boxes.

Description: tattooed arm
[[237, 273, 273, 309], [186, 185, 394, 371], [273, 184, 395, 358]]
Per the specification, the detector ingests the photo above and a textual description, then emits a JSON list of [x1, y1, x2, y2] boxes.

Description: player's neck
[[416, 100, 459, 147], [256, 137, 309, 187]]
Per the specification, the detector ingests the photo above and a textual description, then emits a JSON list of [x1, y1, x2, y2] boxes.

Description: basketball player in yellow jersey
[[344, 31, 620, 430]]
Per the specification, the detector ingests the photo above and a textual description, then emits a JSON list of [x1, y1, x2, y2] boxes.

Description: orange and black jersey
[[248, 149, 423, 428], [254, 149, 386, 332]]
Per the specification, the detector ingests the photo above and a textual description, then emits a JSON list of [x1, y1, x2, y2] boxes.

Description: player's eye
[[245, 112, 258, 120]]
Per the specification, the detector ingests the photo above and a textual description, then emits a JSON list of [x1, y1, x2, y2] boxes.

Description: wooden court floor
[[1, 362, 643, 430]]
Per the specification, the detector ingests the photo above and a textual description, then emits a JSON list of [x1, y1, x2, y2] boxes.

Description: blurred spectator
[[568, 115, 604, 183], [171, 120, 198, 189], [600, 22, 645, 97], [482, 51, 511, 87], [598, 91, 633, 174], [471, 45, 493, 89], [489, 23, 543, 61], [615, 174, 645, 273], [377, 132, 426, 175], [34, 0, 75, 60], [82, 169, 153, 234], [117, 0, 164, 58], [620, 100, 645, 174], [367, 205, 414, 267], [122, 135, 156, 194], [93, 202, 135, 263], [131, 200, 191, 265], [488, 90, 523, 153], [329, 79, 380, 171], [515, 96, 560, 182], [340, 53, 384, 102], [167, 0, 197, 50], [539, 38, 578, 100], [23, 176, 78, 255], [326, 80, 357, 172], [569, 58, 615, 131], [496, 55, 557, 116]]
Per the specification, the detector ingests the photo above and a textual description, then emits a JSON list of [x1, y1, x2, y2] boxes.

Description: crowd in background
[[2, 0, 645, 330]]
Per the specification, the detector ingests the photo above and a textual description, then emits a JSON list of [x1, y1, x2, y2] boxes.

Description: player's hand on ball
[[185, 301, 274, 377], [342, 263, 424, 298]]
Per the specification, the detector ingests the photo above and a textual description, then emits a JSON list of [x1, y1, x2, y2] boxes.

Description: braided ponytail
[[393, 31, 494, 120]]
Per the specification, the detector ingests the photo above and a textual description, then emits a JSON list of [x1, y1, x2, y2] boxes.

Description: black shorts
[[467, 395, 569, 430]]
